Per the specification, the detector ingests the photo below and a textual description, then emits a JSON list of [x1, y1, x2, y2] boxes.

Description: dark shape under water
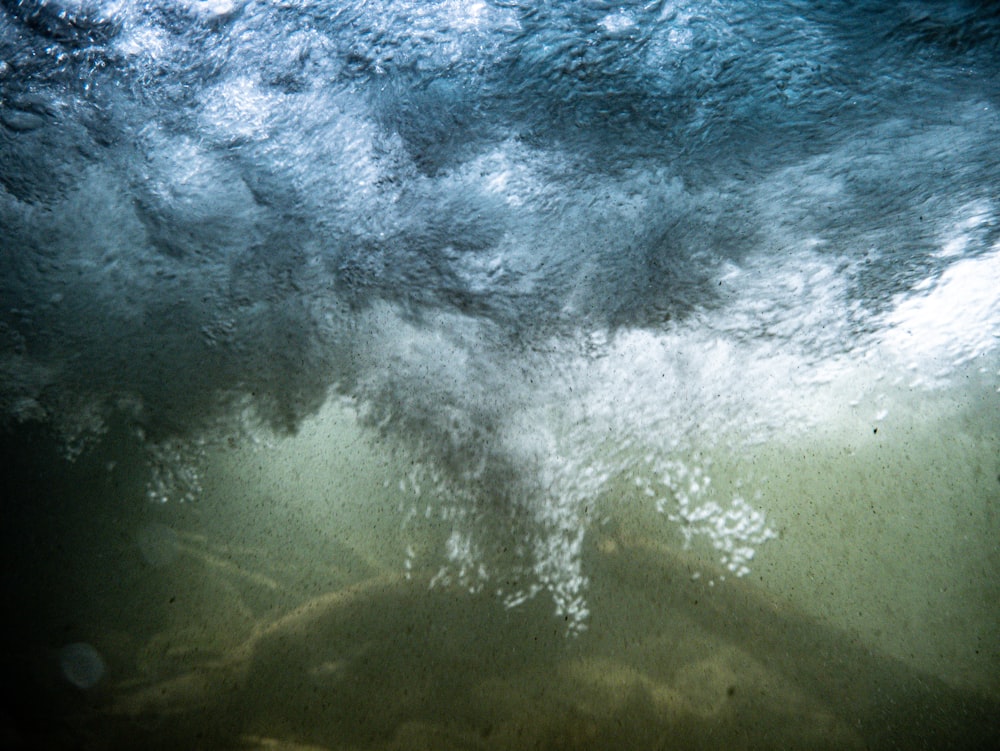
[[22, 528, 996, 751]]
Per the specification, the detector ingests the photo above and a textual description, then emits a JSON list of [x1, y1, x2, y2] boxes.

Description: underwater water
[[1, 0, 999, 748]]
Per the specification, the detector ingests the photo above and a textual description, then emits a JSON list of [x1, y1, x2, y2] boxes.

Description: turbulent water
[[1, 1, 999, 748]]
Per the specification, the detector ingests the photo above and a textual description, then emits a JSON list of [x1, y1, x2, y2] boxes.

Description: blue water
[[2, 0, 996, 440]]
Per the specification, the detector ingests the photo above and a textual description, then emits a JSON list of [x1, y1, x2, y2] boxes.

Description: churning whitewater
[[1, 0, 998, 628]]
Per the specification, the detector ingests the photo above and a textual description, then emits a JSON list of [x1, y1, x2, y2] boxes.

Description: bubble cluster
[[1, 0, 997, 637]]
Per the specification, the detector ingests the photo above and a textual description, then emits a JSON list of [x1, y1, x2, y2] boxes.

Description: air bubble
[[59, 643, 105, 689]]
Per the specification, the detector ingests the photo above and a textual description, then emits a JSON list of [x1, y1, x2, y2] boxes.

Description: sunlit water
[[1, 1, 999, 748]]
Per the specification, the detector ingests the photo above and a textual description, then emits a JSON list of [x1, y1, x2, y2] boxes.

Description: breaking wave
[[1, 0, 998, 628]]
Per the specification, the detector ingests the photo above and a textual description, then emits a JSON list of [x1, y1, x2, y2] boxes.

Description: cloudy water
[[1, 1, 998, 748]]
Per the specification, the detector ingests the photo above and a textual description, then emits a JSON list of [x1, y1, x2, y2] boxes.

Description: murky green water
[[3, 371, 997, 751]]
